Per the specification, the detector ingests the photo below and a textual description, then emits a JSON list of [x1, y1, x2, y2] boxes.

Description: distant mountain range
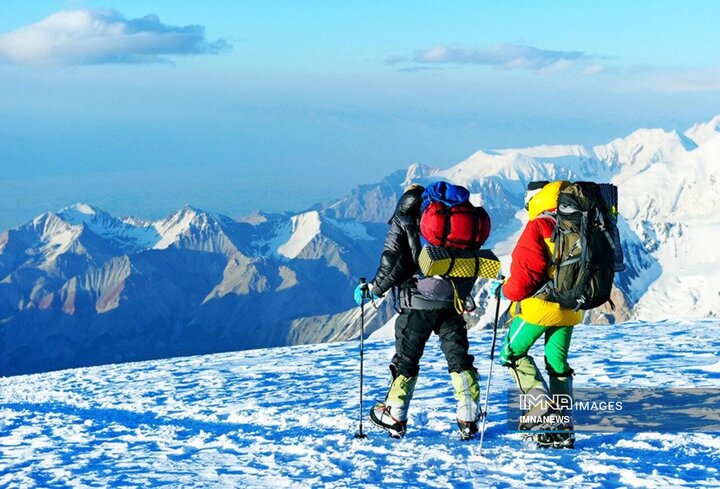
[[2, 116, 719, 375]]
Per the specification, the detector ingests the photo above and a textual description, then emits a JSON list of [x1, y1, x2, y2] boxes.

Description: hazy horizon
[[1, 1, 719, 230]]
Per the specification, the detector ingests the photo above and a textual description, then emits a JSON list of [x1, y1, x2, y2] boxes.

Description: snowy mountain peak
[[496, 144, 591, 159], [684, 115, 720, 146], [161, 204, 205, 224], [56, 203, 113, 227], [32, 211, 71, 233], [402, 163, 437, 187], [36, 212, 83, 260], [439, 147, 574, 191], [121, 216, 152, 227], [61, 202, 100, 216], [152, 206, 212, 250], [593, 127, 696, 175], [616, 127, 696, 152], [180, 203, 203, 215], [276, 210, 322, 259], [52, 203, 159, 254]]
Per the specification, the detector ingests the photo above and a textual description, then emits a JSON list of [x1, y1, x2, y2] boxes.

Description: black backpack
[[535, 182, 623, 311]]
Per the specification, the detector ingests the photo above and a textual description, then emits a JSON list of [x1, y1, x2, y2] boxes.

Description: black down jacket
[[370, 185, 474, 310], [370, 185, 424, 296]]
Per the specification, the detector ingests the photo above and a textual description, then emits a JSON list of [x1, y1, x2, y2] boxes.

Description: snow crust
[[1, 319, 718, 487]]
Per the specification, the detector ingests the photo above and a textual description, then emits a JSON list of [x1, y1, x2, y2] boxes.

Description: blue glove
[[490, 280, 507, 300], [354, 283, 380, 305]]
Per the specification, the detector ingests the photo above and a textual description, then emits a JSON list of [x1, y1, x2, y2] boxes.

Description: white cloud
[[389, 43, 596, 73], [415, 43, 589, 69], [387, 43, 720, 92], [0, 9, 230, 66]]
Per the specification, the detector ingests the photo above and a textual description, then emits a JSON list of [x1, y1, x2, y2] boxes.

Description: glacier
[[1, 319, 718, 487]]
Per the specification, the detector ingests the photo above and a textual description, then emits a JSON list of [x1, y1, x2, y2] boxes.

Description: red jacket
[[503, 214, 555, 301]]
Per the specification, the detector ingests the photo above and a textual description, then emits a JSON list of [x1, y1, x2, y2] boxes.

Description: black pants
[[392, 308, 475, 378]]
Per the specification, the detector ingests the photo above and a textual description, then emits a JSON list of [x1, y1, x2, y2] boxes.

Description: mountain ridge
[[1, 115, 718, 375]]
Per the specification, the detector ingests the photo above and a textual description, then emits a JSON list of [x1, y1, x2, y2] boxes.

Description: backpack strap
[[439, 205, 452, 247], [536, 210, 557, 223], [595, 209, 616, 249], [530, 211, 559, 299], [444, 254, 457, 276], [449, 280, 464, 315], [533, 280, 552, 297]]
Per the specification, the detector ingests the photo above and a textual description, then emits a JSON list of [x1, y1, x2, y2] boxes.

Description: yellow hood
[[527, 180, 569, 219]]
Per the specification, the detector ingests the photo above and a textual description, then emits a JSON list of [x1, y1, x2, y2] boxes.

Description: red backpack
[[420, 182, 491, 250]]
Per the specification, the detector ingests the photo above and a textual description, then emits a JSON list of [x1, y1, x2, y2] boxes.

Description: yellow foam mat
[[418, 246, 501, 278]]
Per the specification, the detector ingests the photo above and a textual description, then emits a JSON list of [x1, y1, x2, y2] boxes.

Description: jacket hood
[[527, 180, 569, 219], [393, 185, 425, 217]]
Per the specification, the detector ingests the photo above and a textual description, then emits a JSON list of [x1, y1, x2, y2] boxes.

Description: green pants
[[499, 317, 574, 376], [500, 317, 575, 429]]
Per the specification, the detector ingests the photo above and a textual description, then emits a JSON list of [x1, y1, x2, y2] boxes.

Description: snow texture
[[1, 319, 718, 488]]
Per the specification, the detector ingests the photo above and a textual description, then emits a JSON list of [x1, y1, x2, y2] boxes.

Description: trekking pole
[[479, 275, 505, 454], [354, 277, 369, 439]]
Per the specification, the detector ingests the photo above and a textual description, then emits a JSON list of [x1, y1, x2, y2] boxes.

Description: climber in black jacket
[[369, 184, 423, 295], [360, 184, 481, 440]]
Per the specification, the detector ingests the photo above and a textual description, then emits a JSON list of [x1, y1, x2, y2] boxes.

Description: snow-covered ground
[[1, 319, 719, 488]]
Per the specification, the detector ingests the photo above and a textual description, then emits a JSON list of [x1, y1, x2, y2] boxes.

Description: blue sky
[[1, 1, 719, 229]]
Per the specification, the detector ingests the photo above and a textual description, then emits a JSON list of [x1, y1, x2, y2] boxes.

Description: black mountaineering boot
[[370, 403, 407, 438], [534, 430, 575, 449], [551, 431, 575, 449], [534, 431, 555, 448], [456, 419, 479, 441]]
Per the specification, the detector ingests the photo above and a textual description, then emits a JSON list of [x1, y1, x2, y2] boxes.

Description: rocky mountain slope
[[1, 116, 718, 375]]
